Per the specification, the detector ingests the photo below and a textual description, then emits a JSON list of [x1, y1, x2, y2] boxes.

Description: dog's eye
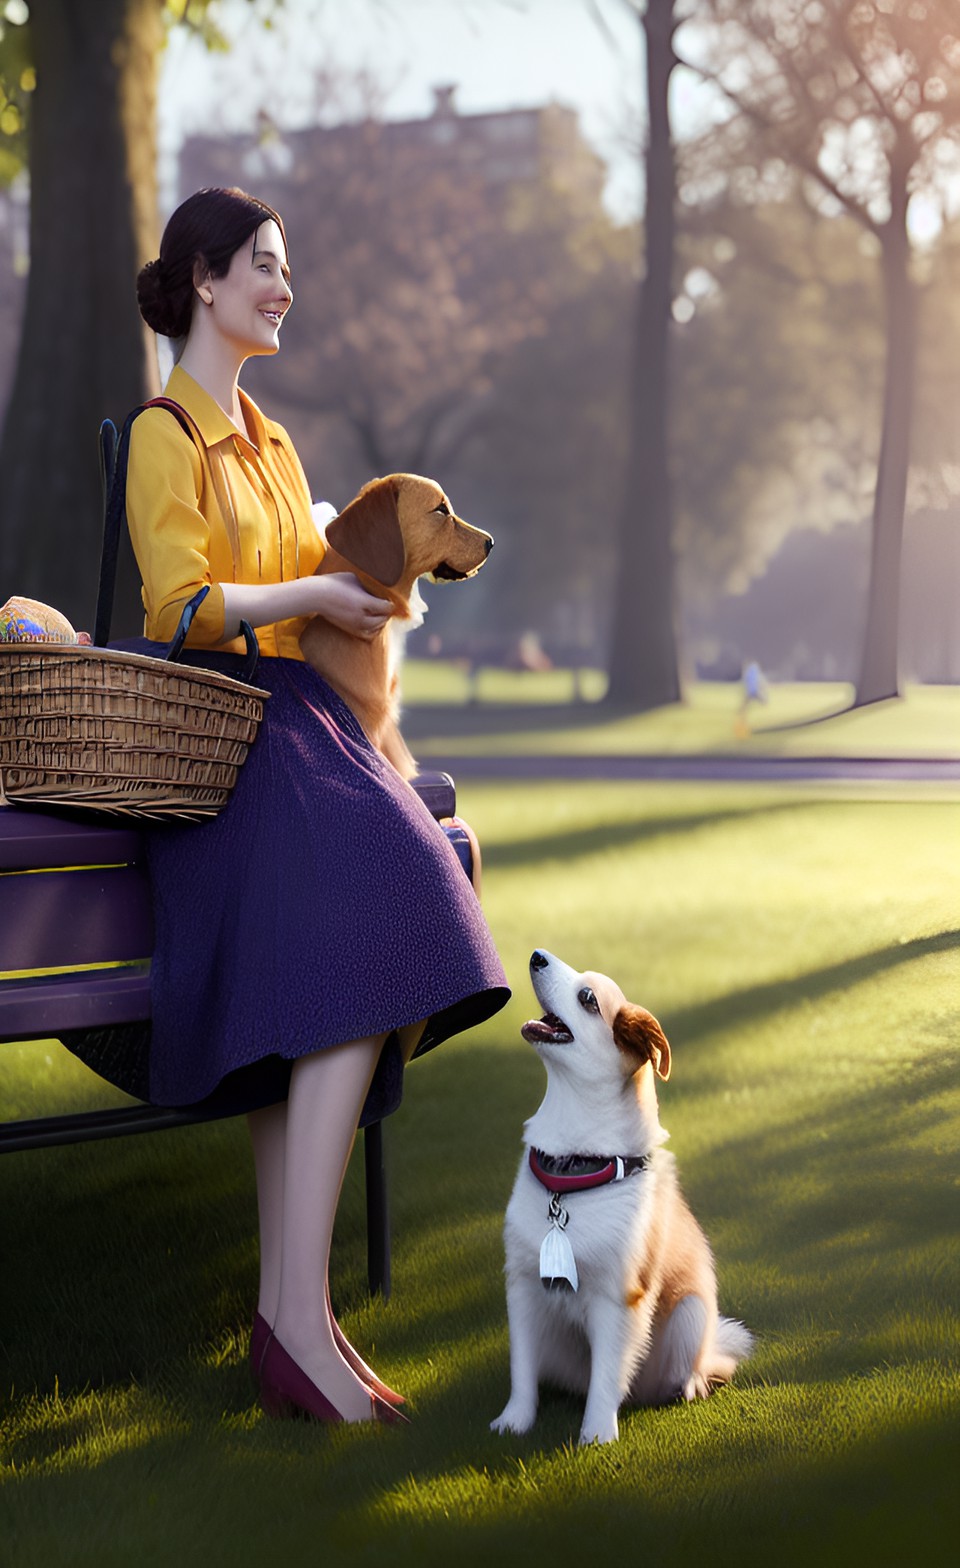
[[578, 987, 600, 1013], [434, 501, 451, 517]]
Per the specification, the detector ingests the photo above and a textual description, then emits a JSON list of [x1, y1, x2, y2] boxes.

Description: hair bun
[[137, 255, 188, 338]]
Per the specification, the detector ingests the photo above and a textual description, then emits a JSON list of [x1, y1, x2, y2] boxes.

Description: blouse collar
[[163, 364, 268, 455]]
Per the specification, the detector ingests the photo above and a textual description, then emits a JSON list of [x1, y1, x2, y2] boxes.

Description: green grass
[[401, 665, 960, 758], [2, 781, 958, 1566]]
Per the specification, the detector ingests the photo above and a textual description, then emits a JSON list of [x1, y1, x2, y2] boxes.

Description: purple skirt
[[71, 647, 509, 1126]]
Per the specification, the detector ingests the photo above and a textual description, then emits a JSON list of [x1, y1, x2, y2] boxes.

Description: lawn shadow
[[751, 702, 857, 735], [0, 1116, 260, 1396], [668, 927, 960, 1046], [403, 697, 652, 745], [482, 797, 806, 871]]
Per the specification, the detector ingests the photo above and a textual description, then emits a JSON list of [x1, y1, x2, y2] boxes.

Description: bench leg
[[363, 1120, 391, 1299]]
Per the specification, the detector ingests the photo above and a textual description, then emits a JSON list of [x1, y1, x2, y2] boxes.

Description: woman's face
[[199, 218, 292, 358]]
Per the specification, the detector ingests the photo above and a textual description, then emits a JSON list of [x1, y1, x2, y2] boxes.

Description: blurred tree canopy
[[688, 0, 960, 702], [672, 189, 885, 598], [246, 114, 623, 477], [193, 94, 636, 659]]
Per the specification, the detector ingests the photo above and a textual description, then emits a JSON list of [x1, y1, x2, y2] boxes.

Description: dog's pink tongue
[[521, 1018, 571, 1044], [521, 1019, 551, 1043]]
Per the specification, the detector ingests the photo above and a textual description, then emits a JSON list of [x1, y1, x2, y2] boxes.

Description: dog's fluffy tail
[[707, 1316, 754, 1385]]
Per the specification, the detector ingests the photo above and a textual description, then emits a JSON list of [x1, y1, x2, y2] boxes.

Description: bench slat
[[0, 1101, 234, 1152], [0, 865, 153, 970], [0, 805, 144, 871], [0, 970, 151, 1038]]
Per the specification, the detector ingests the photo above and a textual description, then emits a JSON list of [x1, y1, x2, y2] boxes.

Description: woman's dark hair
[[137, 186, 287, 340]]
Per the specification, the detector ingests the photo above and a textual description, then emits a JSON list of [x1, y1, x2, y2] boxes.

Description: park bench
[[0, 771, 472, 1298]]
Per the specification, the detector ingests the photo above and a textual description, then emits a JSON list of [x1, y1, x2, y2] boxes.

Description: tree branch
[[676, 50, 881, 236]]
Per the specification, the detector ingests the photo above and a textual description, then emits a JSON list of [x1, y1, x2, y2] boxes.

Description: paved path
[[425, 754, 960, 783]]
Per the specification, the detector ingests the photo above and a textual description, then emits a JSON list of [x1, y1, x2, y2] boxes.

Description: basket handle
[[165, 587, 260, 686]]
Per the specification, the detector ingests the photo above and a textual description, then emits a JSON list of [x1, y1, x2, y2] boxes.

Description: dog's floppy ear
[[324, 477, 405, 586], [613, 1004, 672, 1081]]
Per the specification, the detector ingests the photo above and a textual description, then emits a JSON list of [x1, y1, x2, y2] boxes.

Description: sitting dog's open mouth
[[521, 1012, 573, 1045]]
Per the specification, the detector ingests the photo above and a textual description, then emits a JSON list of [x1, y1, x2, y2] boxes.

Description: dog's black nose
[[530, 950, 549, 971], [484, 536, 493, 555]]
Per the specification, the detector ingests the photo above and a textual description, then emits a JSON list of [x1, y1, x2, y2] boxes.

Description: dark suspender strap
[[94, 397, 197, 649], [92, 397, 260, 685]]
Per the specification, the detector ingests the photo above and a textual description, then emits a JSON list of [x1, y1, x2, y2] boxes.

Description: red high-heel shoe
[[259, 1335, 409, 1426], [251, 1304, 406, 1408]]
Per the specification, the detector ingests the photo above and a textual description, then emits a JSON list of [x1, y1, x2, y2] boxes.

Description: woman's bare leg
[[249, 1024, 427, 1414], [248, 1100, 287, 1328], [270, 1035, 387, 1422]]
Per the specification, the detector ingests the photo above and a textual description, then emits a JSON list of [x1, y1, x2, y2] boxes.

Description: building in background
[[180, 85, 606, 218]]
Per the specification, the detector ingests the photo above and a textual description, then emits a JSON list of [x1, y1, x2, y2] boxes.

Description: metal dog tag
[[540, 1193, 579, 1291]]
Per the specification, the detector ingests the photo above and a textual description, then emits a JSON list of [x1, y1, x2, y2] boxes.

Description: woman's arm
[[127, 410, 390, 645], [221, 575, 391, 642]]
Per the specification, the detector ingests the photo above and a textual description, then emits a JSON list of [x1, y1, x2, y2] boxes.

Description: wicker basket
[[0, 642, 268, 822]]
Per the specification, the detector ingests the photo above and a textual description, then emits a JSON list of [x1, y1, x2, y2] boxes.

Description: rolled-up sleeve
[[126, 411, 227, 646]]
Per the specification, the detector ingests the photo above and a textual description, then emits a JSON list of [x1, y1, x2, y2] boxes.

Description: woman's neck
[[177, 333, 247, 433]]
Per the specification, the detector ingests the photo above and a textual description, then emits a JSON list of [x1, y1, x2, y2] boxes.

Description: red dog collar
[[529, 1147, 650, 1194]]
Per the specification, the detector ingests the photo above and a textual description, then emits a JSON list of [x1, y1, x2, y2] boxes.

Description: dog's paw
[[490, 1401, 537, 1436], [578, 1414, 620, 1445]]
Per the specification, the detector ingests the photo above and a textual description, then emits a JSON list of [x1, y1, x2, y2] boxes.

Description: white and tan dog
[[491, 950, 752, 1446]]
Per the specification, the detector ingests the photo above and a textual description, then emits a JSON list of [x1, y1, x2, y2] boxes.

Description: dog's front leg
[[490, 1277, 542, 1435], [579, 1295, 632, 1445]]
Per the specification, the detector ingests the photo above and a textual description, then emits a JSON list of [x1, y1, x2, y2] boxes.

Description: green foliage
[[0, 0, 243, 188], [1, 780, 957, 1564], [163, 0, 229, 50], [0, 0, 32, 185]]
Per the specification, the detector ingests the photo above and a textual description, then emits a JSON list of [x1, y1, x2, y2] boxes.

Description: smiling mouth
[[520, 1012, 573, 1045]]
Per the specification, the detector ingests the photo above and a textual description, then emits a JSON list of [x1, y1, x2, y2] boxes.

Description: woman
[[123, 187, 509, 1425]]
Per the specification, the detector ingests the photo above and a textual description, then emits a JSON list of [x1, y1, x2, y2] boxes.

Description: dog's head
[[521, 949, 671, 1087], [323, 474, 492, 593]]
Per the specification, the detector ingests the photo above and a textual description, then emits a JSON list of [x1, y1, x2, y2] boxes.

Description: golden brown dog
[[299, 474, 492, 782]]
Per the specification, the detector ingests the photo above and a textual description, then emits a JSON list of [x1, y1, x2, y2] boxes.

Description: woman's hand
[[309, 573, 392, 640]]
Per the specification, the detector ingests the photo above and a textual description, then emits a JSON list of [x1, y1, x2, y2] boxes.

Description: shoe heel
[[259, 1335, 344, 1423]]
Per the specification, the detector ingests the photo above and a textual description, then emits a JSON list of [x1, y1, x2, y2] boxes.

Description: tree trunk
[[0, 0, 163, 638], [605, 0, 682, 709], [855, 157, 916, 707]]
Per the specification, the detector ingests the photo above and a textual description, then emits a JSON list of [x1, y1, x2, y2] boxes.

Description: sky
[[158, 0, 714, 220]]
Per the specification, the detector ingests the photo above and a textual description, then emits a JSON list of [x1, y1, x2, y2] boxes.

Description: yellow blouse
[[125, 364, 325, 659]]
